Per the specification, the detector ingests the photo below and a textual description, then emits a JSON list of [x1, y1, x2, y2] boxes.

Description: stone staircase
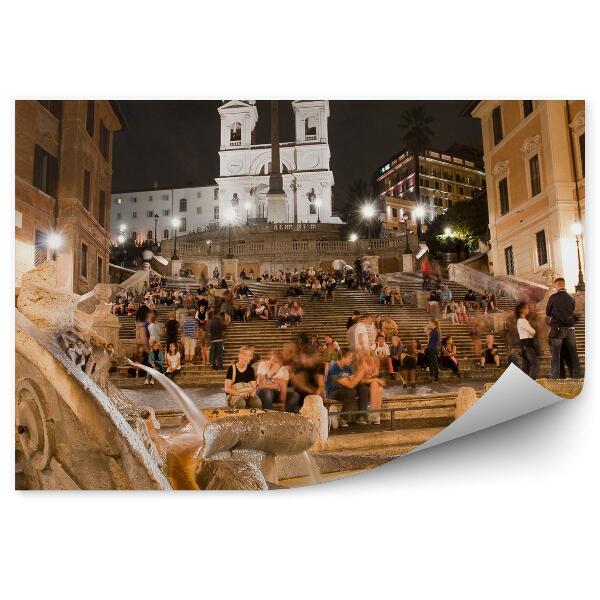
[[109, 272, 585, 388]]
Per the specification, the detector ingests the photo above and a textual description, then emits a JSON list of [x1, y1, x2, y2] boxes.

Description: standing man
[[207, 311, 226, 370], [181, 310, 199, 363], [546, 277, 581, 379]]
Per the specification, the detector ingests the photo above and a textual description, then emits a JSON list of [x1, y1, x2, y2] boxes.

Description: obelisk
[[265, 100, 288, 223]]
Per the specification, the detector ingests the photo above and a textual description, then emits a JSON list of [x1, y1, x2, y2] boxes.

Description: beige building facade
[[15, 100, 122, 292], [470, 100, 585, 292]]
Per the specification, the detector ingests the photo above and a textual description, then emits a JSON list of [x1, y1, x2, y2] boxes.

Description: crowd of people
[[115, 264, 580, 405]]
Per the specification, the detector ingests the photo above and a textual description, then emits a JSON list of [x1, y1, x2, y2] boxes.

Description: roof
[[459, 101, 480, 117], [111, 183, 217, 195]]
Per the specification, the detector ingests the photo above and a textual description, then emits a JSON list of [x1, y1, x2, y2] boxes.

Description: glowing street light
[[119, 223, 127, 233], [444, 227, 453, 237], [47, 232, 62, 250], [361, 204, 376, 219], [571, 221, 585, 292], [117, 234, 125, 245], [349, 233, 358, 242], [414, 206, 425, 220]]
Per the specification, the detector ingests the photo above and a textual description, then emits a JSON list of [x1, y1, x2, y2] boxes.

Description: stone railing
[[162, 236, 416, 262], [448, 262, 549, 302]]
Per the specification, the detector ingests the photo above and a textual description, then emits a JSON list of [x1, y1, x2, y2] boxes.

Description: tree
[[398, 105, 434, 236], [339, 179, 383, 240], [425, 193, 490, 259]]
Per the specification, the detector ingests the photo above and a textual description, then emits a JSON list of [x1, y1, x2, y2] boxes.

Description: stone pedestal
[[300, 395, 329, 450], [265, 190, 288, 223], [573, 292, 585, 314], [402, 253, 417, 273], [222, 258, 239, 282], [455, 387, 478, 419], [416, 290, 429, 310], [170, 259, 182, 276]]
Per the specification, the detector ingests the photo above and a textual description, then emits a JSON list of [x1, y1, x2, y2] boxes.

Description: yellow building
[[467, 100, 585, 292], [375, 149, 486, 234]]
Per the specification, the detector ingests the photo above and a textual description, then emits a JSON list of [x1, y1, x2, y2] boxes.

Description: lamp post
[[571, 221, 585, 292], [244, 201, 251, 225], [362, 203, 375, 239], [47, 232, 62, 262], [154, 213, 159, 244], [224, 207, 235, 259], [315, 198, 322, 223], [171, 217, 180, 260], [414, 205, 425, 239], [403, 216, 411, 254]]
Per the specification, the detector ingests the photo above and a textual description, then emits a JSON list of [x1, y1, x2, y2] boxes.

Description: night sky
[[112, 100, 482, 209]]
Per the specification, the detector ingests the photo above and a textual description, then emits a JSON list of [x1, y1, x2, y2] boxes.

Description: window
[[492, 106, 503, 145], [309, 203, 316, 215], [100, 121, 110, 159], [38, 100, 62, 119], [179, 198, 187, 212], [116, 212, 122, 221], [214, 206, 219, 220], [162, 194, 169, 201], [178, 218, 187, 233], [132, 211, 137, 218], [146, 210, 154, 218], [579, 134, 585, 177], [131, 231, 138, 241], [447, 199, 453, 208], [197, 191, 202, 198], [82, 170, 91, 211], [196, 206, 202, 214], [162, 209, 170, 217], [33, 145, 59, 197], [529, 154, 541, 196], [230, 122, 242, 142], [446, 183, 452, 192], [34, 229, 47, 266], [163, 229, 169, 239], [129, 197, 137, 203], [147, 230, 153, 240], [97, 256, 103, 283], [98, 190, 106, 227], [523, 100, 534, 117], [81, 243, 88, 278], [458, 186, 464, 195], [304, 116, 317, 138], [498, 178, 509, 215], [391, 208, 398, 219], [214, 188, 219, 201], [504, 246, 515, 275], [434, 180, 440, 190], [86, 101, 95, 137], [148, 195, 153, 202], [536, 230, 548, 266]]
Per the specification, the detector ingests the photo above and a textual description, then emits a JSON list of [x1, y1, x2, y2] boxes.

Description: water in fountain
[[126, 360, 208, 439], [301, 450, 322, 485]]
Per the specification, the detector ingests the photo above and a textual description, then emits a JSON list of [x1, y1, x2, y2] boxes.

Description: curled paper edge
[[408, 364, 564, 455]]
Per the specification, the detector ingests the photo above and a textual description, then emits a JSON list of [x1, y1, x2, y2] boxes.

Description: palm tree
[[398, 105, 434, 237]]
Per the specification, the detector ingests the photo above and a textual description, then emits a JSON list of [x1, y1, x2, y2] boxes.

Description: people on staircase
[[165, 342, 182, 379], [515, 302, 539, 380], [480, 334, 501, 369], [425, 319, 441, 383], [145, 341, 164, 385], [440, 336, 461, 377], [224, 346, 261, 409]]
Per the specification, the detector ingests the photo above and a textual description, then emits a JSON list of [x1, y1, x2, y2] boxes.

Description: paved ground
[[121, 379, 487, 413]]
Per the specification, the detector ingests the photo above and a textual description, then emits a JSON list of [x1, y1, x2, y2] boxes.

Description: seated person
[[165, 342, 182, 379], [145, 341, 164, 385], [480, 334, 501, 368], [440, 336, 460, 377], [463, 289, 478, 309], [325, 350, 369, 428], [388, 336, 404, 381], [372, 334, 393, 377], [256, 351, 300, 413], [224, 347, 261, 409]]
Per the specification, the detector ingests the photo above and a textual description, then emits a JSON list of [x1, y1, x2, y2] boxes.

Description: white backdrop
[[1, 1, 598, 599]]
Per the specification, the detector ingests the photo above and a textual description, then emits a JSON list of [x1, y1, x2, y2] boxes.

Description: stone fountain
[[15, 262, 319, 490]]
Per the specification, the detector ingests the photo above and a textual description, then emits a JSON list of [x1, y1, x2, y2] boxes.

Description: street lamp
[[153, 213, 159, 244], [571, 221, 585, 292], [119, 223, 127, 233], [403, 216, 411, 254], [244, 201, 251, 225], [47, 231, 62, 261], [349, 233, 358, 242], [315, 198, 322, 223], [224, 207, 236, 259], [361, 203, 376, 239], [117, 234, 125, 245], [444, 227, 453, 237], [171, 217, 180, 260], [414, 205, 425, 239]]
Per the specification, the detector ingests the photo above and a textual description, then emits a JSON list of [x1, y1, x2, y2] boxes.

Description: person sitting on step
[[256, 351, 300, 413], [440, 335, 461, 377], [480, 334, 501, 368], [145, 341, 164, 385], [165, 342, 182, 379], [224, 346, 261, 409]]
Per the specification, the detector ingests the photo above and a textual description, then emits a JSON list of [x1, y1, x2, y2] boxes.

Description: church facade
[[215, 100, 341, 225]]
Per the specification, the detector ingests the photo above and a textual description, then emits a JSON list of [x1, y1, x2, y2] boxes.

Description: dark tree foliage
[[426, 193, 490, 257]]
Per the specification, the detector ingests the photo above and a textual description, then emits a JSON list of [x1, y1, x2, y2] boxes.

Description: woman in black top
[[224, 347, 261, 409]]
